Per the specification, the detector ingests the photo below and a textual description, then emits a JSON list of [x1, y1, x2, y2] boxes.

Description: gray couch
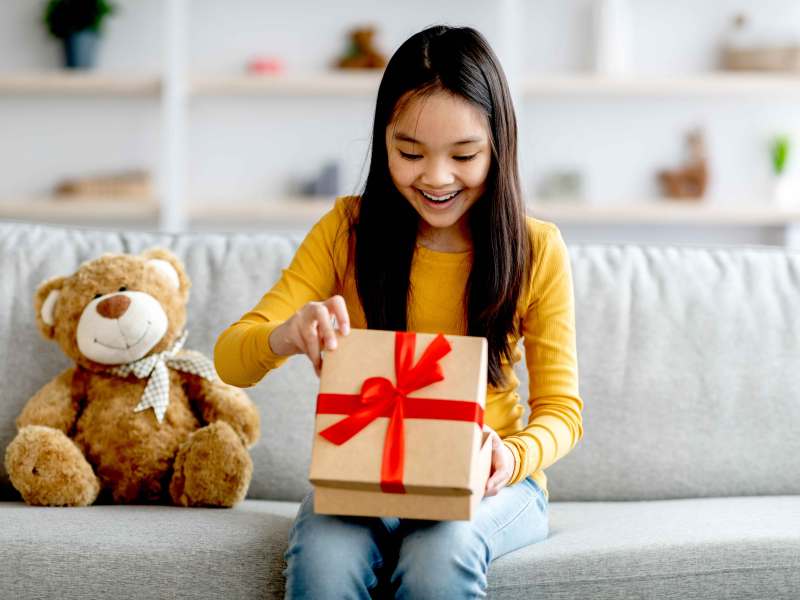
[[2, 221, 799, 599]]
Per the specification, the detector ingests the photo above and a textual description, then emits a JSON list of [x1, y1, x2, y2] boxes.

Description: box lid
[[309, 328, 488, 496]]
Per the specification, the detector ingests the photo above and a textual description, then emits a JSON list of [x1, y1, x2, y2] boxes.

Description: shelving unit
[[6, 67, 800, 238], [3, 0, 800, 246]]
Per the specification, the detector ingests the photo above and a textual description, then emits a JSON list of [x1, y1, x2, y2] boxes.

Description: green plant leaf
[[771, 135, 791, 175], [43, 0, 117, 39]]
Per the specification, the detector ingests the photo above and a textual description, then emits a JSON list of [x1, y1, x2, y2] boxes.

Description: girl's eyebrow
[[394, 132, 483, 146]]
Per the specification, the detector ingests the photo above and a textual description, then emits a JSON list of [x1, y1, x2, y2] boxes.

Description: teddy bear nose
[[96, 294, 131, 319]]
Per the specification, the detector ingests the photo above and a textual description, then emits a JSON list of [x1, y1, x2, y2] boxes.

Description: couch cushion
[[488, 494, 800, 599], [2, 496, 798, 599], [0, 499, 297, 600]]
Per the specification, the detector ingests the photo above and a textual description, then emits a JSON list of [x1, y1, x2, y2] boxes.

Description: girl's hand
[[483, 425, 516, 497], [268, 295, 351, 376]]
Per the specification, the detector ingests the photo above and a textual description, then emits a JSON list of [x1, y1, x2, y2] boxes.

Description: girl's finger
[[486, 470, 502, 491], [313, 304, 338, 351], [485, 467, 510, 496], [485, 433, 510, 495], [303, 320, 322, 373], [325, 295, 350, 335], [490, 431, 504, 469]]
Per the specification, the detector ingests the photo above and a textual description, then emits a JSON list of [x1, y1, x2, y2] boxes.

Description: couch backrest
[[563, 243, 800, 500], [1, 222, 799, 502]]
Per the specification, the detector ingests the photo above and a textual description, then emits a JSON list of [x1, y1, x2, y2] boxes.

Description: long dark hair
[[348, 25, 532, 388]]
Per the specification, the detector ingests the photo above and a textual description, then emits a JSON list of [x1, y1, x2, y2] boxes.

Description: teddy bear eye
[[118, 286, 127, 292]]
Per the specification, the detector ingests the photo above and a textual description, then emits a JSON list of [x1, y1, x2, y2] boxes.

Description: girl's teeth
[[421, 190, 459, 202]]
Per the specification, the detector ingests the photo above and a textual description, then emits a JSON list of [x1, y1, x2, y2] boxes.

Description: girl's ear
[[34, 275, 67, 340], [141, 247, 191, 299]]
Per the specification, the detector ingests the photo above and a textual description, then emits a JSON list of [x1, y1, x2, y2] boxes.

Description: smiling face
[[385, 89, 492, 249]]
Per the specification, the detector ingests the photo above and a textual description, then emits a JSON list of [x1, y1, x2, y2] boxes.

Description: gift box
[[309, 328, 492, 521]]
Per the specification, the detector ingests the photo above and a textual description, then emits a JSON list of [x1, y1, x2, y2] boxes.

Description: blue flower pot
[[64, 30, 99, 69]]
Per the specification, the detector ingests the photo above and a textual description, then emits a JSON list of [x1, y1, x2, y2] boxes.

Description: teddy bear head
[[33, 248, 191, 371], [352, 27, 376, 51]]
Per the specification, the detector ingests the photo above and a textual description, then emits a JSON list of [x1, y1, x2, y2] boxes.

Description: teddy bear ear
[[141, 248, 190, 297], [34, 275, 67, 340]]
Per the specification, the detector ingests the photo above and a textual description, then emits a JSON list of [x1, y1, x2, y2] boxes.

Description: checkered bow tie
[[109, 330, 217, 424]]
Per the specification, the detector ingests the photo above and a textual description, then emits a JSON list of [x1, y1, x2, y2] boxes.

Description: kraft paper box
[[309, 328, 492, 521]]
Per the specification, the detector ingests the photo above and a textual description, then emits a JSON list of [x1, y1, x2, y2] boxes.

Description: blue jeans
[[283, 475, 549, 599]]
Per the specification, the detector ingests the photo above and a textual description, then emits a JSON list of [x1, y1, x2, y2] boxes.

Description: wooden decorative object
[[720, 13, 800, 72], [54, 169, 153, 199], [657, 129, 709, 200], [722, 46, 800, 72]]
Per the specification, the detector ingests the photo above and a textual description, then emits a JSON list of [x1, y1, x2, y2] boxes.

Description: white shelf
[[189, 72, 800, 99], [191, 72, 383, 96], [521, 73, 800, 97], [189, 197, 336, 223], [0, 72, 161, 96], [5, 197, 800, 229], [0, 198, 159, 222], [4, 71, 800, 100], [6, 196, 800, 228], [195, 72, 800, 98], [527, 201, 800, 225], [188, 198, 800, 226]]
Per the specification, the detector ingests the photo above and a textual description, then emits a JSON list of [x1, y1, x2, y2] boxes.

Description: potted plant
[[770, 134, 795, 208], [43, 0, 116, 69]]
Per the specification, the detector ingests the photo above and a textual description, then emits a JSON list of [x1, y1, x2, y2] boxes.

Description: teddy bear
[[336, 26, 387, 69], [4, 248, 260, 507]]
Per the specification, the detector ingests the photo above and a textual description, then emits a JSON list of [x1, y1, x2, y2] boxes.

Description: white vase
[[772, 174, 797, 209], [593, 0, 631, 76]]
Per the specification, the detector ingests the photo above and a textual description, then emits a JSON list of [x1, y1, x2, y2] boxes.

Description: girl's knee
[[283, 495, 384, 599], [391, 521, 489, 599], [286, 511, 375, 569]]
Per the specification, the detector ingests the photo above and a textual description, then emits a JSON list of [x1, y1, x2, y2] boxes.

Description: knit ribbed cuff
[[254, 321, 290, 370], [502, 439, 522, 485]]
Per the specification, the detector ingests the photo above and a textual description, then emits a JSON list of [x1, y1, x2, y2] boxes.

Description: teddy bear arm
[[16, 368, 82, 433], [180, 372, 260, 448]]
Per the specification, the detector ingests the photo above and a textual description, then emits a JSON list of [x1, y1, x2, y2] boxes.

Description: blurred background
[[3, 0, 800, 246]]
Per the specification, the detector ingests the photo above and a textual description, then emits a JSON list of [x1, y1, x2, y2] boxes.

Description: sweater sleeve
[[213, 197, 351, 388], [501, 222, 585, 485]]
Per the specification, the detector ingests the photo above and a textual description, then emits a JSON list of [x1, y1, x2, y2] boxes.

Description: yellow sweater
[[214, 195, 584, 501]]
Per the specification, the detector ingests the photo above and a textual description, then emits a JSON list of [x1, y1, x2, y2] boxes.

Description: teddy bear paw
[[4, 425, 100, 506], [169, 421, 253, 507]]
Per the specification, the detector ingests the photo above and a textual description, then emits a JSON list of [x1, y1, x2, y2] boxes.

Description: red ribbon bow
[[316, 331, 484, 494]]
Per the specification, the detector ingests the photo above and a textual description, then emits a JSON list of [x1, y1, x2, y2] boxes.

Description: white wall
[[1, 0, 799, 242]]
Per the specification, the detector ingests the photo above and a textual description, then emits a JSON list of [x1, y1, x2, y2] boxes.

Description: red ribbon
[[316, 331, 484, 494]]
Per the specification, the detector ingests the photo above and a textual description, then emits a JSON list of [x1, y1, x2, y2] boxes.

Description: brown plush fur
[[5, 425, 100, 506], [4, 248, 260, 507]]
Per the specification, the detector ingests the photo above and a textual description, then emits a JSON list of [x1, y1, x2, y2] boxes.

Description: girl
[[215, 25, 583, 599]]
